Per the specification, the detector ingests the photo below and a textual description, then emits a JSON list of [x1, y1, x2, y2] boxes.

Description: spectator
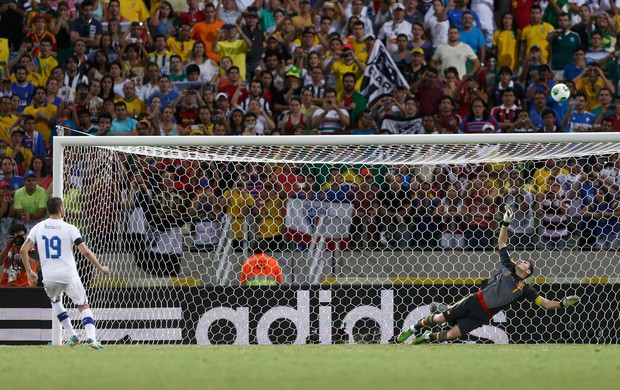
[[580, 186, 620, 250], [149, 34, 173, 74], [425, 0, 449, 49], [0, 223, 38, 287], [256, 174, 286, 251], [600, 96, 620, 131], [149, 1, 176, 38], [346, 0, 373, 34], [21, 115, 46, 158], [0, 181, 15, 248], [117, 0, 149, 23], [29, 156, 51, 192], [179, 0, 205, 27], [6, 128, 33, 173], [519, 4, 554, 65], [548, 13, 581, 78], [189, 185, 223, 251], [168, 55, 188, 82], [312, 89, 350, 134], [111, 101, 138, 136], [240, 247, 284, 286], [190, 3, 223, 62], [242, 8, 265, 83], [77, 110, 98, 136], [413, 67, 444, 116], [562, 92, 597, 132], [340, 72, 366, 128], [591, 88, 614, 118], [171, 90, 201, 132], [213, 24, 252, 82], [404, 0, 427, 25], [11, 65, 35, 113], [431, 27, 481, 82], [138, 63, 160, 102], [490, 88, 521, 132], [540, 109, 563, 133], [238, 80, 271, 113], [391, 34, 412, 78], [64, 55, 90, 92], [584, 31, 608, 65], [434, 95, 462, 134], [530, 91, 557, 130], [447, 0, 482, 30], [492, 12, 519, 71], [219, 0, 241, 25], [562, 47, 587, 84], [461, 168, 497, 249], [502, 172, 536, 249], [459, 98, 498, 133], [374, 180, 411, 248], [187, 41, 219, 83], [280, 97, 306, 135], [23, 86, 57, 147], [378, 3, 412, 54], [137, 169, 187, 276], [0, 96, 18, 142], [537, 176, 570, 251], [329, 44, 365, 95], [219, 66, 249, 106], [459, 11, 486, 64], [410, 180, 440, 249], [13, 169, 48, 230], [70, 0, 103, 49], [156, 106, 179, 136], [574, 64, 616, 113], [436, 184, 465, 249], [149, 75, 179, 109], [219, 176, 255, 247]]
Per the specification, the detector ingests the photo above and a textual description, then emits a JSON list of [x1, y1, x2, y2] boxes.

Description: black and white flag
[[380, 115, 425, 134], [360, 40, 408, 107]]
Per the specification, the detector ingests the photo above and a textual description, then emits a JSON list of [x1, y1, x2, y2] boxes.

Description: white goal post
[[45, 131, 620, 345]]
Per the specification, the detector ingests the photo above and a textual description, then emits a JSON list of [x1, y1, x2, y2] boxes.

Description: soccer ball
[[551, 83, 570, 102]]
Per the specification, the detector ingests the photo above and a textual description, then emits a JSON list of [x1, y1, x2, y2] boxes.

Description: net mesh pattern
[[55, 139, 620, 345]]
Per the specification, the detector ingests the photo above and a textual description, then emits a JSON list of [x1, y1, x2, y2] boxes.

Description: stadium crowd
[[1, 0, 620, 280]]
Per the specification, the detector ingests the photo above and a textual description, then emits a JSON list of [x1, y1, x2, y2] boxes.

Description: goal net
[[48, 132, 620, 345]]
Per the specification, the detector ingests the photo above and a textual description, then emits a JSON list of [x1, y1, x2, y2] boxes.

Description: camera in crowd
[[12, 234, 25, 248]]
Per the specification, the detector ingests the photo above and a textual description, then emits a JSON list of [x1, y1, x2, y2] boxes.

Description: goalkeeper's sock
[[428, 330, 450, 343], [52, 302, 76, 337], [81, 309, 97, 341], [413, 315, 436, 332]]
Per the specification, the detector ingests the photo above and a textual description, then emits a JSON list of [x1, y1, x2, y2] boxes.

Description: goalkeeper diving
[[397, 206, 581, 344]]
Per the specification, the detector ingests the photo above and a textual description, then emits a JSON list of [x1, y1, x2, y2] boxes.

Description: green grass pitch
[[2, 344, 620, 390]]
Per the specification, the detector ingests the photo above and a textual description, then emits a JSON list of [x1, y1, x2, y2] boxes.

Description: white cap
[[482, 123, 495, 132]]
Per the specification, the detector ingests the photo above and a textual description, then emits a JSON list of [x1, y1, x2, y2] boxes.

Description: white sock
[[80, 308, 97, 341], [52, 302, 76, 337]]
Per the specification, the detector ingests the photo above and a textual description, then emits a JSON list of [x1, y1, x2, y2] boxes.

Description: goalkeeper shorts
[[443, 294, 492, 336]]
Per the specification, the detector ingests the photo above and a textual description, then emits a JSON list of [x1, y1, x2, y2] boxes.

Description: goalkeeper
[[397, 206, 581, 344]]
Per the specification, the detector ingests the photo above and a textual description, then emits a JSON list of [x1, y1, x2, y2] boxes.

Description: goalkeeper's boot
[[65, 335, 80, 347], [412, 330, 432, 345], [396, 327, 415, 344], [86, 338, 105, 350]]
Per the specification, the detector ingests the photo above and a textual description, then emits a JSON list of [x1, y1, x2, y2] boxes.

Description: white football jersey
[[28, 218, 83, 284]]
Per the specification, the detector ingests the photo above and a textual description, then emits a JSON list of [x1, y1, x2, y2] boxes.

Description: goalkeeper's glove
[[560, 295, 580, 308], [502, 206, 514, 227]]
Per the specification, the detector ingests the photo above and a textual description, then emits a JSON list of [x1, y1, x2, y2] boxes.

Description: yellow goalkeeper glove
[[561, 295, 580, 308]]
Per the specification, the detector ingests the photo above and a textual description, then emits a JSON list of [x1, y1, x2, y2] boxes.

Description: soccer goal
[[44, 131, 620, 345]]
